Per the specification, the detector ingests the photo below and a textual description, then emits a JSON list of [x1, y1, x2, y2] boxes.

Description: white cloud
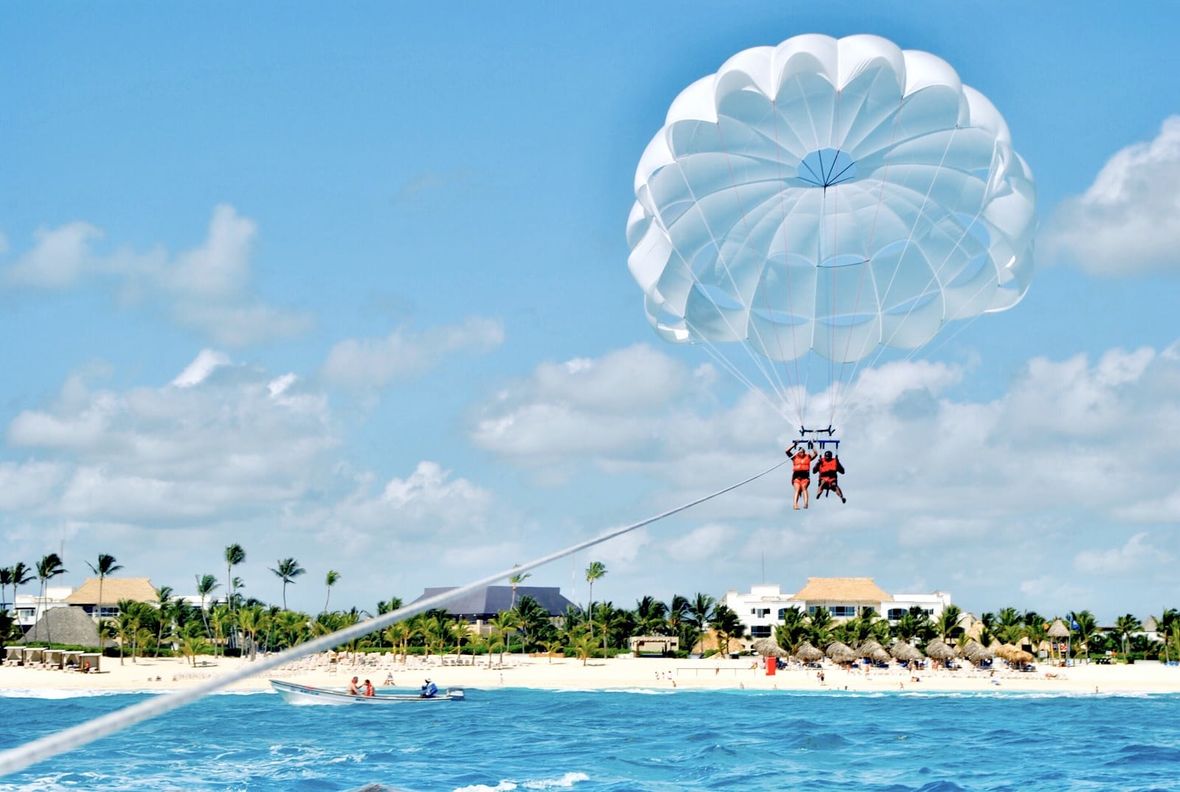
[[2, 205, 311, 346], [1041, 116, 1180, 275], [471, 344, 712, 466], [1074, 532, 1162, 574], [6, 222, 103, 288], [4, 350, 337, 525], [321, 317, 504, 390]]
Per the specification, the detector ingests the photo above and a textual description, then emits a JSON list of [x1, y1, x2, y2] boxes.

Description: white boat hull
[[270, 679, 464, 705]]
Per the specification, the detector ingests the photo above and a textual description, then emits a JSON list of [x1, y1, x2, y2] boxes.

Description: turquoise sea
[[1, 689, 1179, 791]]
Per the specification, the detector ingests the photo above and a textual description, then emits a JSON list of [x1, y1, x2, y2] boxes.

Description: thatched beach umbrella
[[891, 642, 924, 663], [962, 640, 993, 665], [752, 638, 788, 658], [869, 648, 891, 664], [826, 641, 856, 664], [794, 642, 824, 662], [925, 639, 956, 662], [857, 640, 884, 658]]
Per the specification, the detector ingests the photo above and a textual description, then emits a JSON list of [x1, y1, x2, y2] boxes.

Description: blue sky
[[2, 2, 1179, 621]]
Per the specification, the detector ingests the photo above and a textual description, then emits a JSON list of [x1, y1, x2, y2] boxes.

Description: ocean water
[[1, 688, 1179, 791]]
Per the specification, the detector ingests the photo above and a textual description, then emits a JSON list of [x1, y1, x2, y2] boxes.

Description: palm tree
[[223, 544, 245, 615], [709, 604, 745, 657], [584, 561, 606, 642], [237, 605, 264, 660], [195, 574, 219, 639], [685, 593, 716, 655], [775, 607, 810, 654], [508, 566, 531, 609], [1113, 613, 1142, 659], [86, 553, 123, 623], [323, 570, 340, 614], [1158, 608, 1180, 663], [11, 562, 33, 613], [269, 558, 305, 610], [35, 553, 67, 646], [935, 604, 963, 643], [634, 596, 670, 636], [0, 567, 13, 614], [153, 586, 174, 657], [491, 610, 520, 663], [1069, 610, 1099, 661], [809, 606, 835, 648]]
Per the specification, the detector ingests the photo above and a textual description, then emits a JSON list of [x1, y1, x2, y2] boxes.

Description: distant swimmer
[[813, 451, 846, 503], [787, 442, 818, 510], [420, 678, 439, 698]]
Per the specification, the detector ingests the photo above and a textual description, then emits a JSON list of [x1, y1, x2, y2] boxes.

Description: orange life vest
[[818, 458, 839, 475], [792, 453, 811, 472]]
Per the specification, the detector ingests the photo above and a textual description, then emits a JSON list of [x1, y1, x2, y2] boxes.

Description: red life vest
[[819, 458, 839, 475], [792, 453, 811, 472]]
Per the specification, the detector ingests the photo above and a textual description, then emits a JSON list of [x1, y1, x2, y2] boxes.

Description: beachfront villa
[[65, 577, 158, 619], [410, 585, 575, 635], [725, 578, 953, 640]]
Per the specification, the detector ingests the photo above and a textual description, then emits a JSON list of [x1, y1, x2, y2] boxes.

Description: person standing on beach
[[787, 443, 818, 510]]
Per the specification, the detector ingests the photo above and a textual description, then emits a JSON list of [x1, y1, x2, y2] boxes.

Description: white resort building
[[724, 578, 953, 640]]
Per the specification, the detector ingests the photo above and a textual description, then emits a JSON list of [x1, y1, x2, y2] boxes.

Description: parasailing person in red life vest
[[813, 450, 846, 503], [786, 442, 818, 510]]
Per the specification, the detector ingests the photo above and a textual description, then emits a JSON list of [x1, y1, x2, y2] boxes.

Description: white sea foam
[[453, 772, 589, 792]]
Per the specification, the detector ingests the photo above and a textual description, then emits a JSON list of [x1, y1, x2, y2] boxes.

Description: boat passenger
[[347, 676, 360, 696], [420, 678, 439, 698], [362, 679, 375, 697]]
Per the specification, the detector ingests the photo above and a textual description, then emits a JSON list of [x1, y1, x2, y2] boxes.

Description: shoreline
[[3, 653, 1179, 697]]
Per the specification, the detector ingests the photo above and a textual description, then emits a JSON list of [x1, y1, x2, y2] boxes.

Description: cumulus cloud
[[321, 317, 504, 390], [4, 350, 336, 524], [2, 205, 312, 345], [1042, 116, 1180, 275], [1074, 532, 1162, 574], [471, 344, 713, 466]]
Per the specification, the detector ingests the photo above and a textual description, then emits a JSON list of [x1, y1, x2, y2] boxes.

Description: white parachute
[[626, 34, 1036, 428]]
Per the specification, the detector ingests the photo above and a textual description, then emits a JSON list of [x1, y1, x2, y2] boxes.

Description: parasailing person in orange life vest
[[786, 442, 818, 510], [813, 450, 846, 503]]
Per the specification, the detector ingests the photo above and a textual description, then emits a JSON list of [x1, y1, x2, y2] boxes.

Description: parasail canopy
[[627, 34, 1036, 426]]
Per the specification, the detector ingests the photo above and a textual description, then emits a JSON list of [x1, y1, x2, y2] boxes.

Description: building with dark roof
[[409, 585, 576, 634]]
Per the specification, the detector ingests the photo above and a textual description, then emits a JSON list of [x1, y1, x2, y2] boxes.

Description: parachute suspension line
[[685, 319, 797, 424], [0, 459, 791, 778], [769, 88, 809, 429], [666, 163, 803, 424], [712, 113, 805, 421], [647, 203, 799, 423], [831, 124, 960, 418], [830, 95, 906, 427], [794, 72, 827, 428]]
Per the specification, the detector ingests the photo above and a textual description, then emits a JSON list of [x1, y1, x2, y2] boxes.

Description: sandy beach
[[3, 652, 1178, 696]]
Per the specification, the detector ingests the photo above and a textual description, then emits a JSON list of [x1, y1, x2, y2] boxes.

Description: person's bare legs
[[793, 480, 803, 510]]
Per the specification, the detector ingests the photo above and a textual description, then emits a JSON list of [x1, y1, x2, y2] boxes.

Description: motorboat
[[270, 679, 465, 705]]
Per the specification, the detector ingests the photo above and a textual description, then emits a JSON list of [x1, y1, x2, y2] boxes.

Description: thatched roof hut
[[794, 642, 824, 662], [752, 638, 788, 658], [21, 607, 100, 647], [856, 640, 884, 658], [890, 641, 923, 662], [960, 640, 993, 664], [826, 641, 856, 664], [925, 639, 956, 661], [1047, 619, 1070, 639]]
